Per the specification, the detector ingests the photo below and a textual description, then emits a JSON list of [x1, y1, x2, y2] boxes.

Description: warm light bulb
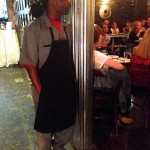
[[102, 0, 109, 4]]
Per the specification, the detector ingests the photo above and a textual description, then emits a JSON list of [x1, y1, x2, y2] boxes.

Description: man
[[99, 23, 110, 49], [103, 19, 109, 26], [20, 0, 77, 149]]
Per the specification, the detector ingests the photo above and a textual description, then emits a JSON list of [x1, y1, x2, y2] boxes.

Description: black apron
[[34, 27, 77, 133]]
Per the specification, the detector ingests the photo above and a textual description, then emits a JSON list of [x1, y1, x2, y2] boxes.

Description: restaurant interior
[[0, 0, 150, 150]]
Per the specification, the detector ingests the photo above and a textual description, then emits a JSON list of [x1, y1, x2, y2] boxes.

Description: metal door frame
[[72, 0, 95, 149]]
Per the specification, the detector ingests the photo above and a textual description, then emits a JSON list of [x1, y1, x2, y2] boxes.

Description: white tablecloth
[[0, 30, 20, 67]]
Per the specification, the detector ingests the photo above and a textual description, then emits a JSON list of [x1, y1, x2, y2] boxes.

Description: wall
[[135, 0, 147, 20]]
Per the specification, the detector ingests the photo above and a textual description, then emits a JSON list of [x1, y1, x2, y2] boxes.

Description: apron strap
[[49, 27, 55, 42], [64, 26, 69, 41], [49, 26, 69, 42]]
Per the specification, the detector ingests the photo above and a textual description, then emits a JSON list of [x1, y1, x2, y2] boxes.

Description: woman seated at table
[[128, 21, 146, 44], [130, 28, 150, 88], [94, 24, 133, 124], [110, 22, 120, 35]]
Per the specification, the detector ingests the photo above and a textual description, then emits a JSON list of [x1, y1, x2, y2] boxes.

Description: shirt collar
[[41, 13, 68, 29]]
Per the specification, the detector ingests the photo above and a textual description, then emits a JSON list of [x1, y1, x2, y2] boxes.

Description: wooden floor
[[93, 97, 150, 150], [0, 65, 149, 150]]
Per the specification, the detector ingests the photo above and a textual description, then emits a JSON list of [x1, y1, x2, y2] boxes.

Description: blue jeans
[[94, 67, 131, 114]]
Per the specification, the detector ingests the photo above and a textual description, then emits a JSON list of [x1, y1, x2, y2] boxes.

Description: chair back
[[93, 69, 122, 136]]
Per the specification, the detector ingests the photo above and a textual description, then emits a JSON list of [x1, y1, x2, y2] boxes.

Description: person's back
[[94, 24, 133, 124], [130, 54, 150, 87], [130, 28, 150, 87]]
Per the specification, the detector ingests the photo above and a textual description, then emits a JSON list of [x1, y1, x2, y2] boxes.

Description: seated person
[[93, 24, 133, 124], [141, 19, 147, 29], [122, 21, 132, 34], [103, 19, 110, 26], [128, 21, 146, 44], [146, 17, 150, 29], [99, 23, 111, 49], [110, 22, 120, 35], [130, 28, 150, 88]]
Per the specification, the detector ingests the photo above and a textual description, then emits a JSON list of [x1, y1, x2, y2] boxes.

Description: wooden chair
[[93, 69, 122, 136]]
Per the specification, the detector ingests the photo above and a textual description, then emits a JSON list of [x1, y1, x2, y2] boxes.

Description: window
[[0, 0, 8, 22]]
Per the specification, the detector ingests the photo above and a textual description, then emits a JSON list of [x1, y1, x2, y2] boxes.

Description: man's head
[[48, 0, 71, 18], [101, 23, 108, 34], [103, 20, 109, 25]]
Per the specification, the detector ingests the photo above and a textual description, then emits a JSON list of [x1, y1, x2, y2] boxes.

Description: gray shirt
[[100, 34, 110, 44], [19, 13, 72, 108], [20, 13, 72, 69]]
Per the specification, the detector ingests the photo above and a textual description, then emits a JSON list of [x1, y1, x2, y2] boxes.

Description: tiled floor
[[0, 65, 149, 150], [0, 65, 37, 150]]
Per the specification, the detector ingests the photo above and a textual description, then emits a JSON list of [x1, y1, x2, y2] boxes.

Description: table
[[109, 34, 129, 38], [113, 57, 130, 63], [0, 30, 20, 67], [112, 57, 131, 71], [109, 34, 128, 52]]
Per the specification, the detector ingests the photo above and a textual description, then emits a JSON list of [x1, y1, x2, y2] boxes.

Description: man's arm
[[21, 64, 41, 95]]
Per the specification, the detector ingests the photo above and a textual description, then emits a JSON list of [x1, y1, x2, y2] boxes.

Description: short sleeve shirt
[[19, 13, 72, 69], [100, 34, 110, 44], [94, 50, 109, 69]]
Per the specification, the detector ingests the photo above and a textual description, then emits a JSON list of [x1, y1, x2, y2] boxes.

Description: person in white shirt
[[110, 22, 120, 35], [93, 24, 133, 124]]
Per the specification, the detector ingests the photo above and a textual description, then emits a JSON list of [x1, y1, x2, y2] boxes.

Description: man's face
[[102, 24, 108, 33], [54, 0, 71, 15]]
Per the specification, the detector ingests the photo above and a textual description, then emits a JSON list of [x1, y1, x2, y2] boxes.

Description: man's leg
[[36, 131, 52, 150], [54, 126, 74, 150]]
